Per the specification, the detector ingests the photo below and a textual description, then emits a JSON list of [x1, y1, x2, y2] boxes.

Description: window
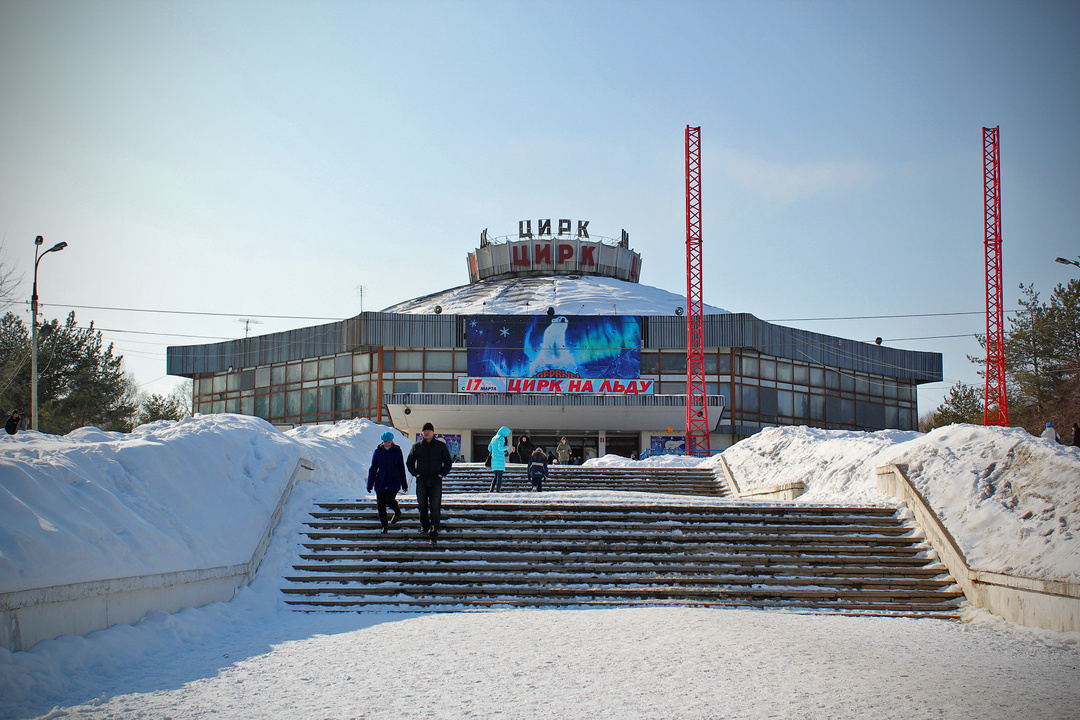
[[302, 388, 318, 415], [302, 360, 318, 382], [286, 391, 301, 417], [213, 374, 226, 393], [287, 363, 302, 384], [240, 370, 255, 391], [352, 383, 369, 411], [256, 367, 271, 388], [397, 351, 423, 371], [826, 370, 840, 390], [272, 365, 286, 386], [777, 362, 792, 383], [794, 392, 809, 418], [454, 352, 468, 372], [254, 394, 269, 419], [811, 395, 825, 420], [777, 389, 793, 417], [227, 373, 240, 392], [335, 384, 351, 413], [270, 393, 284, 419], [741, 385, 759, 414], [741, 357, 758, 378], [760, 387, 778, 416], [335, 355, 352, 377], [761, 360, 776, 381], [426, 351, 453, 371], [793, 365, 809, 386], [424, 379, 454, 393], [318, 386, 333, 413], [640, 353, 660, 374], [717, 353, 732, 374], [704, 355, 719, 373], [394, 380, 420, 393], [810, 367, 824, 387], [660, 353, 687, 374], [353, 353, 372, 374]]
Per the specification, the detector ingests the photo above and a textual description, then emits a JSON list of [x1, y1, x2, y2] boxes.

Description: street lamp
[[31, 235, 67, 432], [1055, 256, 1080, 268]]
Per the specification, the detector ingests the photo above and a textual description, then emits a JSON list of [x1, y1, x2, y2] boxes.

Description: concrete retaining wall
[[0, 457, 313, 653], [876, 463, 1080, 633], [716, 455, 805, 501]]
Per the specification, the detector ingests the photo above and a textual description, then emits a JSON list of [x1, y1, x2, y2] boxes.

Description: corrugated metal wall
[[168, 311, 941, 382]]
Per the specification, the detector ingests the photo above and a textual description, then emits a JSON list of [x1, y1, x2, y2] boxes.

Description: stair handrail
[[875, 462, 1080, 632]]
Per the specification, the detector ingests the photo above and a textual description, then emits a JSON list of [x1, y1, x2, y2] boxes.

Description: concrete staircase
[[440, 463, 727, 497], [283, 498, 964, 618]]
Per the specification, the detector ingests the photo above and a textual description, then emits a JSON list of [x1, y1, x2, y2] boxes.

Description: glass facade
[[192, 345, 919, 431]]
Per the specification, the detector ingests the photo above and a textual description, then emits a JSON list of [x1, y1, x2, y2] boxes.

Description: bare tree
[[0, 240, 24, 312]]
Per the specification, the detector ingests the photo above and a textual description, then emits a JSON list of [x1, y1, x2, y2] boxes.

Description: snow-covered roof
[[381, 275, 730, 316]]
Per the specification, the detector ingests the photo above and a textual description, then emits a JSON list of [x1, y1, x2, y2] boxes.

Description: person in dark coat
[[516, 434, 536, 464], [5, 410, 21, 436], [1072, 422, 1080, 448], [527, 447, 548, 491], [406, 422, 454, 546], [368, 431, 408, 533]]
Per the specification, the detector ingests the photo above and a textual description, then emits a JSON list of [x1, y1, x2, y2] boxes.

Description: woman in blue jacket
[[487, 426, 512, 492], [368, 431, 408, 532]]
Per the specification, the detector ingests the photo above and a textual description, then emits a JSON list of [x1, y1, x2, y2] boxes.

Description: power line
[[34, 301, 345, 322], [767, 310, 1016, 322]]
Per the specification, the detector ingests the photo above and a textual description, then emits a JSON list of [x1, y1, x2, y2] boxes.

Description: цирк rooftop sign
[[519, 219, 590, 238], [468, 220, 640, 284]]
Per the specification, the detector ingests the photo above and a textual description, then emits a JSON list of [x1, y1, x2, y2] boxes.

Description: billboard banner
[[465, 314, 642, 379], [458, 377, 654, 395]]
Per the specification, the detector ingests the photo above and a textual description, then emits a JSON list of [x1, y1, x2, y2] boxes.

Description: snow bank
[[0, 415, 396, 596], [713, 424, 1080, 583], [0, 415, 302, 594]]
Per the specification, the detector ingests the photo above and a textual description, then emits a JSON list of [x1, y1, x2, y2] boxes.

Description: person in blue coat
[[487, 426, 512, 492], [368, 431, 408, 533]]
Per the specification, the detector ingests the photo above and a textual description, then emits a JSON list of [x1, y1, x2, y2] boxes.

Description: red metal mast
[[685, 126, 710, 453], [983, 126, 1008, 426]]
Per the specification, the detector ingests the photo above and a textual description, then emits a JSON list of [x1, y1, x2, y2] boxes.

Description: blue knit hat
[[381, 431, 394, 443]]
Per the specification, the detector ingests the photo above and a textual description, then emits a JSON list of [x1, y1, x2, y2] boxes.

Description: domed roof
[[382, 275, 729, 316]]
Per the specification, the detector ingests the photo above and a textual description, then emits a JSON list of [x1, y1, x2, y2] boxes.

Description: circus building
[[166, 220, 942, 460]]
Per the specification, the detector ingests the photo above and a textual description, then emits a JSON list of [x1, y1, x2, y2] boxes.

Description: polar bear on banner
[[527, 316, 580, 377]]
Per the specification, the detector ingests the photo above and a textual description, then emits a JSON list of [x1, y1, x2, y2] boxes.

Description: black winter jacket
[[407, 437, 453, 479]]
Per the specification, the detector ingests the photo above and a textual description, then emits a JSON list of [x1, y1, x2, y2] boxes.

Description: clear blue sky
[[1, 0, 1077, 414]]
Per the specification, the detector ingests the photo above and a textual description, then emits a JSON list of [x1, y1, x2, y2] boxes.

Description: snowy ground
[[2, 416, 1079, 719]]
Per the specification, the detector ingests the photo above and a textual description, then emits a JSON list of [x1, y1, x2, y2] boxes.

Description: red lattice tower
[[684, 125, 710, 453], [983, 126, 1008, 426]]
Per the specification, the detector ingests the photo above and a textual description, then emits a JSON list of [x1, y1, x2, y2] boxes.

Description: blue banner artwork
[[466, 315, 642, 379]]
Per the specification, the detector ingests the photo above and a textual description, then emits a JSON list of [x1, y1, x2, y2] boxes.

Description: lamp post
[[1055, 256, 1080, 268], [31, 236, 67, 431]]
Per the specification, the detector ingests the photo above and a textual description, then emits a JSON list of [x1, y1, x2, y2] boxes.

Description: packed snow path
[[7, 606, 1078, 719]]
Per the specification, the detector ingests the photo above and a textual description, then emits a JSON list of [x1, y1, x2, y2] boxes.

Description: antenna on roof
[[236, 318, 262, 338]]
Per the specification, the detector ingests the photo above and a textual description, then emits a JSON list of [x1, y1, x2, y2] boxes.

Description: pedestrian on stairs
[[527, 447, 548, 491], [487, 426, 512, 492], [555, 437, 572, 465], [368, 431, 408, 533], [406, 422, 454, 546]]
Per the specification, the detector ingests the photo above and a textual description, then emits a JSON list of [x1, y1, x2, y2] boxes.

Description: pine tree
[[0, 311, 137, 434], [924, 382, 984, 430]]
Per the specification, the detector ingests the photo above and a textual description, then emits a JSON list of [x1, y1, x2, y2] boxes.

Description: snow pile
[[712, 424, 1080, 583], [0, 415, 395, 595], [383, 275, 729, 316], [880, 424, 1080, 584], [585, 453, 704, 469], [0, 415, 303, 594], [707, 425, 921, 504]]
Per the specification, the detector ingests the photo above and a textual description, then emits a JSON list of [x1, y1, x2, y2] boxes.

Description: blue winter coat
[[488, 426, 512, 471], [368, 443, 408, 493]]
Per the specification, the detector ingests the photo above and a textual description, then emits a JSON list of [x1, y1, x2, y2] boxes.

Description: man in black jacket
[[406, 422, 454, 546]]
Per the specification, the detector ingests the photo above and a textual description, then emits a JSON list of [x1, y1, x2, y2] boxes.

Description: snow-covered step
[[437, 464, 727, 496], [284, 497, 962, 618]]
